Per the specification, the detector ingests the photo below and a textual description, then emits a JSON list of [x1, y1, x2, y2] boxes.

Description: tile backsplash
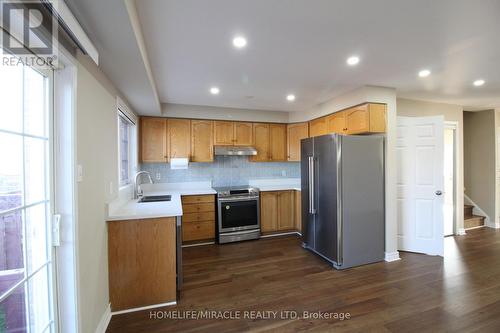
[[141, 156, 300, 187]]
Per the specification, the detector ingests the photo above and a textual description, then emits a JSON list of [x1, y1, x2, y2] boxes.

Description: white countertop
[[249, 178, 301, 192], [106, 180, 303, 221], [107, 193, 183, 221], [107, 181, 216, 221]]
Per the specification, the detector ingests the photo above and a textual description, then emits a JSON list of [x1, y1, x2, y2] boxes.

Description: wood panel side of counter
[[108, 217, 177, 311]]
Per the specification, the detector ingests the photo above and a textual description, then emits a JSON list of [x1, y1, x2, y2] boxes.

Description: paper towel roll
[[170, 158, 189, 170]]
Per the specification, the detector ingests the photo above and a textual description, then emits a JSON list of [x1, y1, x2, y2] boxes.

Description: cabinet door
[[269, 124, 287, 161], [309, 117, 328, 137], [140, 117, 167, 163], [345, 104, 370, 134], [368, 103, 387, 133], [234, 122, 253, 146], [250, 123, 270, 162], [287, 122, 309, 161], [168, 119, 191, 159], [191, 120, 214, 162], [214, 121, 234, 145], [277, 191, 295, 231], [294, 191, 302, 232], [260, 192, 278, 232], [327, 111, 346, 134]]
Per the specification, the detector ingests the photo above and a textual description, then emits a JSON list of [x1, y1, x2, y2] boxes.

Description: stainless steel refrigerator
[[301, 134, 385, 269]]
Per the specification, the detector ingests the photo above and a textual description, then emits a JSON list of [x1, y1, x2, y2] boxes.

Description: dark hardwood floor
[[107, 228, 500, 332]]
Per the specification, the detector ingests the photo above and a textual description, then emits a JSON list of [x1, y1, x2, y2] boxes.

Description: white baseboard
[[384, 251, 401, 262], [486, 221, 500, 229], [95, 303, 111, 333], [111, 301, 176, 315], [456, 228, 467, 235]]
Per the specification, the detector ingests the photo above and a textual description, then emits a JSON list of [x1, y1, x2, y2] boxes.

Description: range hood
[[214, 145, 257, 156]]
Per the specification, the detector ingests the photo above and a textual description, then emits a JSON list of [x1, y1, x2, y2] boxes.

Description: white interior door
[[397, 116, 445, 256]]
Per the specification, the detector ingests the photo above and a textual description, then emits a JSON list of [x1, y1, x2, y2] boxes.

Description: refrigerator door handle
[[308, 156, 316, 214]]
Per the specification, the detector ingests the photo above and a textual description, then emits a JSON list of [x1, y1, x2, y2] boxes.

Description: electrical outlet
[[156, 173, 161, 180]]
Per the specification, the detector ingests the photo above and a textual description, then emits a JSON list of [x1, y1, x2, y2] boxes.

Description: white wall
[[162, 103, 290, 123], [397, 98, 465, 232], [75, 53, 122, 333], [292, 86, 398, 257], [496, 108, 500, 227]]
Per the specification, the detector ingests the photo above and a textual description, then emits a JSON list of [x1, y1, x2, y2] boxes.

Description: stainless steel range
[[215, 186, 260, 244]]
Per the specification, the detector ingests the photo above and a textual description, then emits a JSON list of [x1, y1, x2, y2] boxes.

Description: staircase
[[464, 204, 485, 229]]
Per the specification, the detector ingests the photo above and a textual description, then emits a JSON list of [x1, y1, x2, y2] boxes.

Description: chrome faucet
[[134, 171, 153, 199]]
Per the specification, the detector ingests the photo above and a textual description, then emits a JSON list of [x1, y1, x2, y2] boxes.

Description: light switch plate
[[77, 165, 83, 182]]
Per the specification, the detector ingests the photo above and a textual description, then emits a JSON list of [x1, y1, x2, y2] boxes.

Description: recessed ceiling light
[[232, 36, 247, 49], [418, 69, 431, 78], [210, 87, 220, 95], [473, 79, 485, 87], [346, 56, 360, 66], [286, 94, 296, 102]]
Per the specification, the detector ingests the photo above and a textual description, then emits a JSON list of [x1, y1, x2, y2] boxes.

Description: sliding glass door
[[0, 52, 55, 332]]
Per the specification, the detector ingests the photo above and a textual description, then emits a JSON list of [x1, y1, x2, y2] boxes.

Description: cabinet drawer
[[182, 195, 215, 204], [182, 221, 215, 241], [183, 211, 215, 223], [182, 202, 215, 214]]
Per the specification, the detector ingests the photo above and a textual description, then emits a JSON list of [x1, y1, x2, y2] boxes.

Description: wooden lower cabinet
[[107, 217, 177, 311], [260, 192, 278, 232], [295, 190, 302, 233], [260, 190, 297, 233], [181, 195, 216, 243]]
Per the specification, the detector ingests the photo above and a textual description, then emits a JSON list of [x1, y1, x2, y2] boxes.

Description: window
[[0, 52, 54, 332], [118, 112, 135, 187]]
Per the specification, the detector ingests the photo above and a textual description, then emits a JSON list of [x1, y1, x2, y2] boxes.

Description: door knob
[[435, 190, 443, 196]]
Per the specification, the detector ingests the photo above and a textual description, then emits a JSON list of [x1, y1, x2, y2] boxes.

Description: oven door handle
[[218, 197, 259, 202]]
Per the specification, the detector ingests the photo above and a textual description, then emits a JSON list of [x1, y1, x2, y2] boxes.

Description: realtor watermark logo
[[1, 0, 59, 67]]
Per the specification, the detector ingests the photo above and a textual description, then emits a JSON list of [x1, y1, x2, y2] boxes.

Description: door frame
[[53, 48, 80, 332], [444, 121, 458, 236]]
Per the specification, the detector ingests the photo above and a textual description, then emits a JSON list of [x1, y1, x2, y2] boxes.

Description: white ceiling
[[68, 0, 500, 114]]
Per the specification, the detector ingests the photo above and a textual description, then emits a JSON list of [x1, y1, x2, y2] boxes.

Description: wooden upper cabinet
[[345, 103, 386, 134], [287, 122, 309, 161], [251, 123, 270, 162], [368, 103, 387, 133], [269, 124, 287, 161], [191, 120, 214, 162], [309, 117, 328, 137], [233, 122, 253, 146], [168, 119, 191, 159], [140, 117, 167, 163], [214, 121, 234, 145], [327, 111, 347, 134], [260, 192, 278, 233], [277, 191, 295, 231]]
